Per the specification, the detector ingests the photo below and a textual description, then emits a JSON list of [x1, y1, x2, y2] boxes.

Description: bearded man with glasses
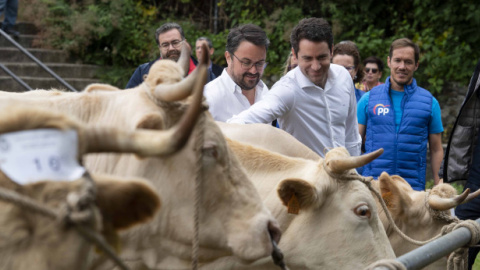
[[204, 24, 270, 122], [125, 22, 197, 89]]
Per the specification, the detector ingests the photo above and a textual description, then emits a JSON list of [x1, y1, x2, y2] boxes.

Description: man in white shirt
[[204, 24, 270, 122], [228, 18, 361, 157]]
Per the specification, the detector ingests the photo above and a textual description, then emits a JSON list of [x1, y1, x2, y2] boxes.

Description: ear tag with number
[[287, 193, 300, 215], [0, 129, 85, 185]]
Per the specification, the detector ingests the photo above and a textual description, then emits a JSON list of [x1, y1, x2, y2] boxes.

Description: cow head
[[0, 107, 164, 270], [0, 173, 160, 270], [374, 172, 480, 269], [273, 147, 394, 268]]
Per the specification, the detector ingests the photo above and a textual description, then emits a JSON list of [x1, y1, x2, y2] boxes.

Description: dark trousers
[[455, 181, 480, 269]]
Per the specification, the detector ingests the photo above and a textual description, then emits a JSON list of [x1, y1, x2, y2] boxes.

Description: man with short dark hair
[[204, 24, 270, 122], [357, 38, 444, 190], [227, 18, 361, 157], [125, 22, 197, 89], [195, 37, 224, 82]]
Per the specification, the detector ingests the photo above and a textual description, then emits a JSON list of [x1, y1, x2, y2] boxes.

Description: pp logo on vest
[[373, 104, 390, 116]]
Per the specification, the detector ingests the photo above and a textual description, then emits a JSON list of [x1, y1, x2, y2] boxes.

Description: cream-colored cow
[[0, 45, 281, 269], [372, 172, 479, 270], [206, 139, 395, 269], [0, 107, 165, 270]]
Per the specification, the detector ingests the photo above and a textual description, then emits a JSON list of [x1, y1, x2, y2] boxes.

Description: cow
[[372, 172, 480, 270], [208, 139, 395, 269], [0, 44, 282, 269], [0, 106, 164, 270]]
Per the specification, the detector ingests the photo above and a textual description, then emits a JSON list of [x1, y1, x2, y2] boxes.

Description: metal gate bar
[[372, 218, 480, 270]]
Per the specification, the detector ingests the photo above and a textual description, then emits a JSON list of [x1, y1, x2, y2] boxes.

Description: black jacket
[[443, 59, 480, 183]]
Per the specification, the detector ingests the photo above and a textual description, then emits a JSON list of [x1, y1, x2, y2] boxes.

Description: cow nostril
[[268, 221, 282, 244]]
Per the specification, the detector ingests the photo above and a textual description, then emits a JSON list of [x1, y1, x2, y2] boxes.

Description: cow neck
[[192, 114, 206, 270]]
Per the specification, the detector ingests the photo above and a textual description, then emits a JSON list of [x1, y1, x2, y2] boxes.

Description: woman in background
[[332, 41, 365, 103]]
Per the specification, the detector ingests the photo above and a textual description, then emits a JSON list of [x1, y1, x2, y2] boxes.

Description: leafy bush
[[21, 0, 480, 91]]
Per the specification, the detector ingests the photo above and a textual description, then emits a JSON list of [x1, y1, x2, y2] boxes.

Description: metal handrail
[[0, 63, 32, 90], [0, 28, 78, 92]]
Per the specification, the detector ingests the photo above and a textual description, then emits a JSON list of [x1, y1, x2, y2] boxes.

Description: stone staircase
[[0, 22, 100, 92]]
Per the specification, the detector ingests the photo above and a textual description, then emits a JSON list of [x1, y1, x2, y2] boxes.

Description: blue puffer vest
[[362, 77, 432, 190]]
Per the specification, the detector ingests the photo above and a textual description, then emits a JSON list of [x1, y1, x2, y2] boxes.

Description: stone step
[[0, 22, 39, 35], [0, 34, 37, 48], [0, 76, 99, 92], [0, 47, 71, 63], [0, 62, 98, 79]]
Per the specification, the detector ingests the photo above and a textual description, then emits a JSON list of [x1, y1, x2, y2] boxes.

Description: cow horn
[[177, 41, 191, 77], [428, 188, 470, 211], [84, 66, 206, 156], [154, 43, 209, 102], [326, 148, 384, 174], [464, 188, 480, 204]]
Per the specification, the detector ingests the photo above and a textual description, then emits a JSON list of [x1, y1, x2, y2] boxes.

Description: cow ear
[[277, 178, 317, 214], [135, 113, 164, 130], [84, 83, 120, 92], [378, 172, 412, 216], [93, 174, 161, 230]]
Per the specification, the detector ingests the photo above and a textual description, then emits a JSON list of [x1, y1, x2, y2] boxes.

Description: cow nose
[[268, 221, 282, 244]]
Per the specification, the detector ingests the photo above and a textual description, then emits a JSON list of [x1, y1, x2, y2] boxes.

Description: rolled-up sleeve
[[227, 83, 293, 124]]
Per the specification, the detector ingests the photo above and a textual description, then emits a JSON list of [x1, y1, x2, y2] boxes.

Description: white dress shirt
[[204, 69, 269, 122], [227, 64, 361, 157]]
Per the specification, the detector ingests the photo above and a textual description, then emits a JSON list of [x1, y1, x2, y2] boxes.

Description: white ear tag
[[0, 129, 86, 185]]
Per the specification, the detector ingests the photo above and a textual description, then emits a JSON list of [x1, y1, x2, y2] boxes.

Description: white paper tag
[[0, 129, 86, 185]]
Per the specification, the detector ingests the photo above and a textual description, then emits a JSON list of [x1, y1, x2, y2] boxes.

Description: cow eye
[[354, 204, 371, 219], [202, 145, 218, 160]]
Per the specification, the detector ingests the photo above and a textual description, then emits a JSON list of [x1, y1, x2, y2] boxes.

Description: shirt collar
[[293, 65, 335, 90]]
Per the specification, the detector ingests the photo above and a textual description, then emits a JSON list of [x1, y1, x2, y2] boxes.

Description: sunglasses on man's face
[[365, 68, 379, 74]]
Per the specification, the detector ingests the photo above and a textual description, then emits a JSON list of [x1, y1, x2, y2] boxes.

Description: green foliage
[[425, 179, 464, 195], [326, 0, 480, 93], [28, 0, 480, 90]]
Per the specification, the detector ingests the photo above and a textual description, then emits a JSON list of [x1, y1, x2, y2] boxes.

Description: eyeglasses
[[365, 68, 379, 74], [231, 53, 268, 70], [343, 66, 356, 71], [160, 39, 184, 50]]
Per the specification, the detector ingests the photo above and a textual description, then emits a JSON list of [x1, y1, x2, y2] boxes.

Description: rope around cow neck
[[192, 115, 205, 270], [0, 171, 131, 270], [322, 163, 480, 270]]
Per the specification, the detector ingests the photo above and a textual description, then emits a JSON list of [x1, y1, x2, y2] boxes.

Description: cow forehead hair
[[144, 59, 184, 88], [429, 183, 457, 198], [324, 147, 350, 160]]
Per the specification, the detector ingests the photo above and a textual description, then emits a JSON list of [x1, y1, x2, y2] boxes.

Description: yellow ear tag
[[287, 193, 300, 215]]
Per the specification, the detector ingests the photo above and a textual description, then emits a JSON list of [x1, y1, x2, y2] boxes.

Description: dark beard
[[236, 72, 260, 91], [164, 49, 181, 61]]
